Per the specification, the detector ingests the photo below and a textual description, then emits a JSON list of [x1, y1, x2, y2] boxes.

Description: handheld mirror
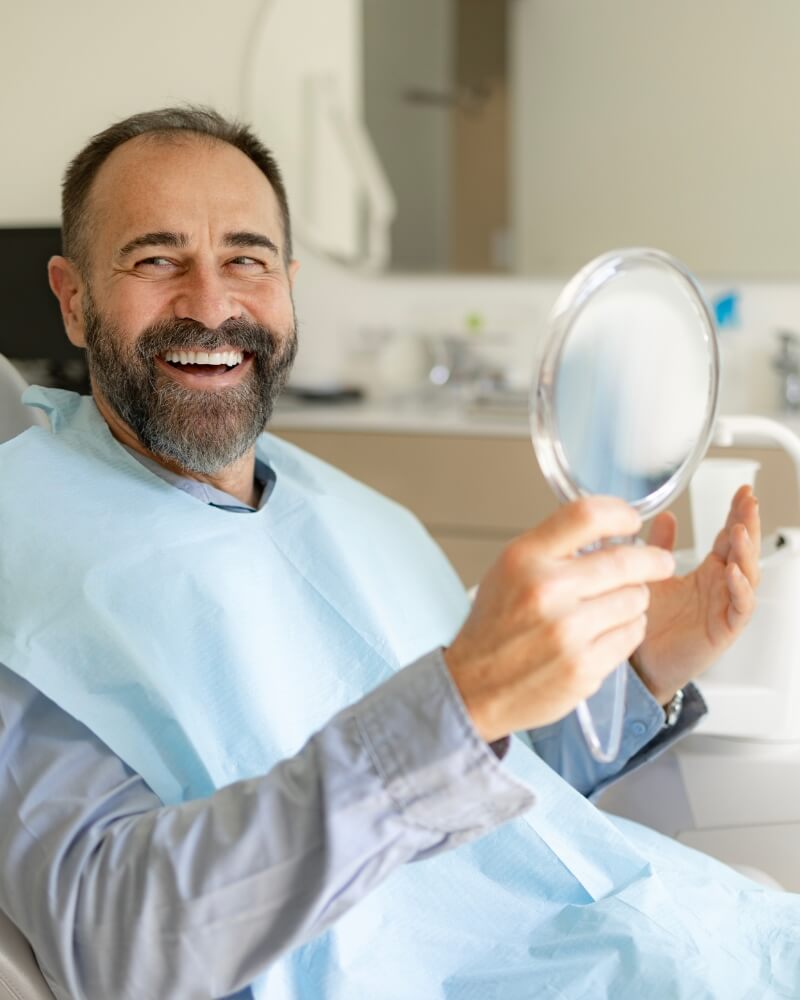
[[530, 248, 719, 762]]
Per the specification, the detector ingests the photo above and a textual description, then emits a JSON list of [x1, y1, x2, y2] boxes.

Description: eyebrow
[[116, 230, 280, 259], [223, 231, 280, 257], [117, 231, 188, 259]]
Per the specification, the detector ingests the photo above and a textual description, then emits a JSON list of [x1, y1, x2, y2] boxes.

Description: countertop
[[270, 392, 800, 446], [270, 393, 533, 438]]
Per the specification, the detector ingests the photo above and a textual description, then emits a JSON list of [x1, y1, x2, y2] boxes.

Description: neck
[[92, 388, 261, 508]]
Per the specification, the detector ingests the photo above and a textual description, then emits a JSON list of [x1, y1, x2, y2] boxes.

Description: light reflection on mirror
[[554, 268, 712, 505]]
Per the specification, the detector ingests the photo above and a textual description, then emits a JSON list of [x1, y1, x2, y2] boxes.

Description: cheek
[[250, 288, 295, 332], [112, 283, 171, 329], [98, 287, 172, 351]]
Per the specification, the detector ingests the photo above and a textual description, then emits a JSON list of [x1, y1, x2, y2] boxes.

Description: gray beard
[[83, 304, 297, 475]]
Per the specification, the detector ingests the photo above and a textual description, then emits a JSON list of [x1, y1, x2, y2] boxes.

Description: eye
[[135, 256, 176, 269], [228, 255, 264, 267]]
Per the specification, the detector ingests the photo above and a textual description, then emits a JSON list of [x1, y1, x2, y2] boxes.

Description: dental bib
[[0, 387, 798, 1000]]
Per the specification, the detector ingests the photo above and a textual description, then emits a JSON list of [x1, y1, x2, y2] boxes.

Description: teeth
[[163, 350, 244, 367]]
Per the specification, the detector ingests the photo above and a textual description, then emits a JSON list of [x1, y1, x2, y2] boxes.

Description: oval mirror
[[530, 248, 719, 761]]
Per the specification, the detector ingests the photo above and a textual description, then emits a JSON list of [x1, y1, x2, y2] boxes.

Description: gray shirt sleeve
[[0, 652, 533, 1000]]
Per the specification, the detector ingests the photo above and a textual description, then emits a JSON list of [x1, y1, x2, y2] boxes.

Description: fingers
[[567, 584, 650, 646], [558, 541, 674, 601], [716, 489, 759, 631], [594, 614, 648, 677], [712, 486, 761, 562], [562, 614, 649, 695], [521, 496, 642, 560], [739, 489, 761, 559], [726, 561, 756, 631], [447, 502, 666, 740], [711, 486, 746, 560], [647, 511, 677, 552], [729, 520, 760, 589]]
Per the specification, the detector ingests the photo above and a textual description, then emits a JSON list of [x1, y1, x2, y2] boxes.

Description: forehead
[[88, 134, 284, 253]]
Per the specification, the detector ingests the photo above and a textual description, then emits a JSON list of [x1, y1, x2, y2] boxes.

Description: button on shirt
[[0, 448, 706, 999]]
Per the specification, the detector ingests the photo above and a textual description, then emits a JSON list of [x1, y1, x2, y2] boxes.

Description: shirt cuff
[[354, 649, 535, 838], [587, 674, 708, 800], [523, 664, 705, 799]]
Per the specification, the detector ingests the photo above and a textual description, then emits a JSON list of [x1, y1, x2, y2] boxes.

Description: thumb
[[648, 511, 677, 552]]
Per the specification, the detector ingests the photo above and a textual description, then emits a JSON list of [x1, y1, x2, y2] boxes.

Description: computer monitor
[[0, 227, 84, 363]]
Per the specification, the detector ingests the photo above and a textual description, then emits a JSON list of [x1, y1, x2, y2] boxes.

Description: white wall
[[0, 2, 257, 222], [245, 0, 364, 258], [511, 0, 800, 278], [0, 0, 362, 256]]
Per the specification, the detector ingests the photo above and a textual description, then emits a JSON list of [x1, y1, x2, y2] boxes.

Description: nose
[[172, 263, 243, 330]]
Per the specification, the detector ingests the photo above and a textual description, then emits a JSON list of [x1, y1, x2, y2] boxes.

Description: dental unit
[[601, 413, 800, 891]]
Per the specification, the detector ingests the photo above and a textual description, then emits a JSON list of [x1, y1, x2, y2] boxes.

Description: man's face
[[67, 134, 299, 474]]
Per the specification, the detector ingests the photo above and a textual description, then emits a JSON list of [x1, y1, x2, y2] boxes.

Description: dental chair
[[0, 912, 54, 1000], [0, 355, 56, 998], [0, 355, 49, 444]]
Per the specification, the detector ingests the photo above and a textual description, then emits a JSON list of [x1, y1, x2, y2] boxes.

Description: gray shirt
[[0, 451, 705, 999]]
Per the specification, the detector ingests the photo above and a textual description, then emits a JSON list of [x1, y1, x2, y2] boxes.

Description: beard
[[83, 296, 297, 475]]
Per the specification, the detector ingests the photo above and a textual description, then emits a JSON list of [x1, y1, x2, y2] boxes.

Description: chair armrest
[[0, 910, 54, 999]]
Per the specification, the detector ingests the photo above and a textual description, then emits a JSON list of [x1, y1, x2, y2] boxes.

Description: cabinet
[[272, 426, 798, 584]]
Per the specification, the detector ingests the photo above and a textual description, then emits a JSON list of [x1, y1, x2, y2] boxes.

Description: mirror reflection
[[554, 267, 714, 505], [532, 249, 719, 520]]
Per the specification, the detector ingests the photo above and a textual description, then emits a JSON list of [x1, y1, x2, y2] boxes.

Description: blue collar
[[122, 445, 276, 512]]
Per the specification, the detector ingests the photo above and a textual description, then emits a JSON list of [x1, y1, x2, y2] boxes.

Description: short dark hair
[[61, 105, 293, 274]]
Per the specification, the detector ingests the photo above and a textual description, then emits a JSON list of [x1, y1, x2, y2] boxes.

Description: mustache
[[131, 318, 282, 361]]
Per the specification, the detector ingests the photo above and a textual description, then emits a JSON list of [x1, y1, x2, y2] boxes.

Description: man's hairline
[[71, 130, 292, 279]]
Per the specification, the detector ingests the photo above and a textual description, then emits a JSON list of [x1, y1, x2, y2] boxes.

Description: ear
[[287, 258, 300, 288], [48, 256, 87, 348]]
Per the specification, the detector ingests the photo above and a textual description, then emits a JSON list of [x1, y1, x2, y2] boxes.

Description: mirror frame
[[530, 247, 720, 521]]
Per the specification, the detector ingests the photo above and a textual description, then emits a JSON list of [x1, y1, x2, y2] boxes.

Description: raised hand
[[630, 485, 761, 705]]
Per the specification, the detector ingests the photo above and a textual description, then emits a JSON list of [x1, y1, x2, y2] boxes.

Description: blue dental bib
[[0, 388, 797, 999]]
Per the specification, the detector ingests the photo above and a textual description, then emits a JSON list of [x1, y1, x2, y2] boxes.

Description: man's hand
[[444, 497, 675, 744], [631, 485, 761, 705]]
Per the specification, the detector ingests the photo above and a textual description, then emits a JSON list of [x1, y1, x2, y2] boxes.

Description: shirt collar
[[122, 445, 275, 512]]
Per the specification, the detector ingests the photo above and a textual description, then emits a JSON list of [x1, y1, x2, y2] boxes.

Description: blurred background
[[3, 0, 800, 580]]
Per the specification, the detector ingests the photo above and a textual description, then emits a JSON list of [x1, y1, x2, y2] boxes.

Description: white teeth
[[163, 349, 244, 367]]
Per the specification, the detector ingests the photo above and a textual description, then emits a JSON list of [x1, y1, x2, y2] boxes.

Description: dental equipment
[[601, 413, 800, 890]]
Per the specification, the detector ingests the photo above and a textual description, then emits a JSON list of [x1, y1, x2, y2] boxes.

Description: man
[[0, 106, 791, 1000]]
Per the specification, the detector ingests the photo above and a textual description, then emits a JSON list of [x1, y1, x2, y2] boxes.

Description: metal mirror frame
[[529, 247, 720, 761]]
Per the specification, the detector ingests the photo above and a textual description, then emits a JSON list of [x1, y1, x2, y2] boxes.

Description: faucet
[[772, 330, 800, 411], [426, 335, 505, 395]]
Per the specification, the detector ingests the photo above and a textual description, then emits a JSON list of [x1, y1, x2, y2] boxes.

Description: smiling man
[[50, 118, 298, 503], [0, 107, 795, 1000]]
